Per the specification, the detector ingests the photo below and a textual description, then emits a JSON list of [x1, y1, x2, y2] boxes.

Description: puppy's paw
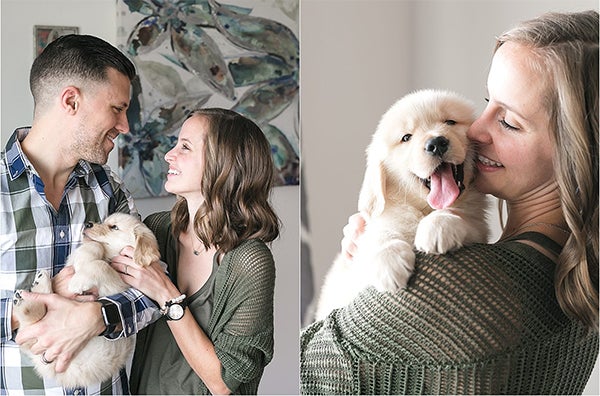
[[415, 210, 468, 254], [68, 273, 94, 295], [13, 289, 47, 324], [31, 270, 52, 293], [13, 290, 25, 307], [370, 239, 415, 293]]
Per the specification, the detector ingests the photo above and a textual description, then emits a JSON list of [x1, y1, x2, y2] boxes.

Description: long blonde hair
[[496, 10, 599, 330]]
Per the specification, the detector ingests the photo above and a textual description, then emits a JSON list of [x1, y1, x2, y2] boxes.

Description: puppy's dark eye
[[109, 225, 119, 230], [445, 119, 457, 125], [401, 134, 412, 142]]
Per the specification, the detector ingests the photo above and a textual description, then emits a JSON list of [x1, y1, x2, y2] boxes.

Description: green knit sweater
[[300, 232, 599, 395], [129, 211, 275, 395]]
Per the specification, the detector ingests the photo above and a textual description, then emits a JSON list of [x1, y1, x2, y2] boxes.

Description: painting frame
[[34, 25, 79, 57]]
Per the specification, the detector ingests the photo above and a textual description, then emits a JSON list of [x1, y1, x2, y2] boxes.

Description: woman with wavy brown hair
[[113, 108, 280, 394]]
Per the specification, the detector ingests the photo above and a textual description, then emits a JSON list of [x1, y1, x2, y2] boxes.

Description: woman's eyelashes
[[499, 118, 519, 131], [484, 98, 521, 131]]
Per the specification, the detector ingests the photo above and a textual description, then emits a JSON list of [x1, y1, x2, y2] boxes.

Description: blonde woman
[[301, 10, 598, 395]]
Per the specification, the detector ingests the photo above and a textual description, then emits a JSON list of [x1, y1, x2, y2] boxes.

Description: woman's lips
[[476, 154, 503, 170]]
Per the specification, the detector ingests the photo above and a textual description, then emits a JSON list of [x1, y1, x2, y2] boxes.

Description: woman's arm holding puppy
[[112, 248, 231, 395]]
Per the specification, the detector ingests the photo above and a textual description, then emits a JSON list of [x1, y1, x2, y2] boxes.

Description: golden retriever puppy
[[315, 89, 489, 320], [13, 212, 160, 388]]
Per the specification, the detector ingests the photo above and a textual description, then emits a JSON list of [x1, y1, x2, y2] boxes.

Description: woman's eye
[[401, 134, 412, 142], [499, 119, 519, 131]]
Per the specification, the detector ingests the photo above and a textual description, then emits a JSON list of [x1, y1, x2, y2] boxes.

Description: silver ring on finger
[[124, 264, 129, 275], [41, 351, 54, 365]]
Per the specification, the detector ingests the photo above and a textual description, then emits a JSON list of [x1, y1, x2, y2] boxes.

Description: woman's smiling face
[[164, 114, 208, 201], [467, 41, 556, 202]]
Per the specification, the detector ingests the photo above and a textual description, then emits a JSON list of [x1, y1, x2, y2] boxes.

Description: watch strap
[[160, 294, 187, 318], [99, 299, 120, 336], [160, 294, 187, 314]]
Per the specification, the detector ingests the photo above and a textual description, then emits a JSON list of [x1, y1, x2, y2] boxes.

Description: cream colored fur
[[315, 89, 489, 320], [13, 212, 160, 388]]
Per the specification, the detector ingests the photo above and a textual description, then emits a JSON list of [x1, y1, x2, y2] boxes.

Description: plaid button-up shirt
[[1, 128, 159, 395]]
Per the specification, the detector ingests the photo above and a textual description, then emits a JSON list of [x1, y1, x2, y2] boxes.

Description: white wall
[[0, 1, 299, 394], [300, 0, 598, 394]]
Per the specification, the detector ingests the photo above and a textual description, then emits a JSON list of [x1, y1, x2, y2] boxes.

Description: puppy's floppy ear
[[133, 224, 160, 267], [358, 145, 387, 217]]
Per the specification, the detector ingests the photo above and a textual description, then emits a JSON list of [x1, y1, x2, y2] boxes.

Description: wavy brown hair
[[171, 108, 280, 253], [496, 10, 599, 330]]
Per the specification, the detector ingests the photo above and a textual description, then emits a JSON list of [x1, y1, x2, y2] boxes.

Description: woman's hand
[[341, 212, 367, 261], [51, 266, 98, 301], [110, 246, 180, 306]]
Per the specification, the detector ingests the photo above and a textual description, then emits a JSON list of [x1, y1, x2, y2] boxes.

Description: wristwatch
[[98, 299, 120, 336], [161, 294, 187, 321]]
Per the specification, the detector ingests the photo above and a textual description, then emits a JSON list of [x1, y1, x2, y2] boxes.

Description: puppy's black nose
[[85, 222, 94, 228], [425, 136, 449, 157]]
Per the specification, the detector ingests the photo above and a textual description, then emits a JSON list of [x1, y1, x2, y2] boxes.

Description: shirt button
[[59, 230, 65, 238]]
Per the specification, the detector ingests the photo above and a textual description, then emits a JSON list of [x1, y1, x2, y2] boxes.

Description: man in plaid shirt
[[1, 35, 159, 395]]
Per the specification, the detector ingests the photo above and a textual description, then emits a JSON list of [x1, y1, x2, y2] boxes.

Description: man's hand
[[14, 291, 104, 373]]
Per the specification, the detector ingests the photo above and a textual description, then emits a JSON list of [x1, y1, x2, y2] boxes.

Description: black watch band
[[160, 294, 187, 321], [99, 299, 120, 336]]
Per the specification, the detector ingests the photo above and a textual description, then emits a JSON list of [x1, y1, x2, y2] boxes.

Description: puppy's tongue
[[427, 163, 460, 210]]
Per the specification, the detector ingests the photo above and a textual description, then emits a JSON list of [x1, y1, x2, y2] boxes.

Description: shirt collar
[[4, 127, 93, 180], [4, 127, 32, 180]]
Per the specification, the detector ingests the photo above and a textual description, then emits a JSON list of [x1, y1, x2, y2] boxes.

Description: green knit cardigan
[[129, 211, 275, 395], [300, 232, 599, 395]]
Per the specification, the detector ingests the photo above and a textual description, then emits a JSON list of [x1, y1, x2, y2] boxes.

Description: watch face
[[168, 304, 185, 320]]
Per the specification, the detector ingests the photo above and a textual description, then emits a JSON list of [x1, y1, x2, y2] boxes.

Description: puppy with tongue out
[[315, 90, 490, 321]]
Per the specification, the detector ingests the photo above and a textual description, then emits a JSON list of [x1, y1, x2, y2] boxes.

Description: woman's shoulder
[[227, 239, 274, 262], [143, 211, 174, 251], [410, 237, 560, 320], [322, 238, 565, 361], [415, 234, 558, 287], [143, 211, 171, 230], [219, 239, 275, 278]]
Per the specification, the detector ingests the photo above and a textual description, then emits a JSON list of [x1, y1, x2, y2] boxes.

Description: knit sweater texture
[[300, 232, 599, 395], [130, 211, 275, 394]]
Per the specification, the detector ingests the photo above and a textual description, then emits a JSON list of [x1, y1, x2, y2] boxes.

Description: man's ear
[[61, 86, 80, 113]]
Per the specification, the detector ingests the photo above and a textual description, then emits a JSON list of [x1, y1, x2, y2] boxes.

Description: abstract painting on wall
[[116, 0, 299, 197]]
